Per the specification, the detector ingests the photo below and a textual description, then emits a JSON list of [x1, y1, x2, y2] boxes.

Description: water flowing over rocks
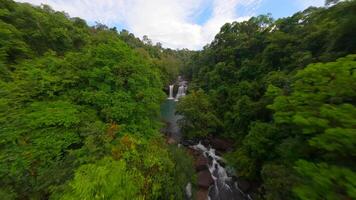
[[187, 141, 252, 200]]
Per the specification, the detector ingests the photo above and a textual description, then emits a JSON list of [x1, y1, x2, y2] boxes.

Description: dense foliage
[[179, 1, 356, 199], [176, 89, 221, 138], [118, 29, 194, 86], [0, 0, 194, 199], [2, 0, 355, 199]]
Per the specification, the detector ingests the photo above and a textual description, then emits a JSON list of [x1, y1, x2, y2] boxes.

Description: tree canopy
[[179, 1, 356, 199], [1, 0, 355, 199], [0, 0, 195, 199]]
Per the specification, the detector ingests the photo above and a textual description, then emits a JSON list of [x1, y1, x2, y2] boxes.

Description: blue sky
[[256, 0, 324, 19], [193, 0, 325, 25], [16, 0, 325, 49]]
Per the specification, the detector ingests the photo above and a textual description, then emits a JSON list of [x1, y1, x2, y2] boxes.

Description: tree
[[58, 157, 144, 200], [0, 1, 193, 199], [182, 1, 356, 199], [176, 90, 222, 138], [325, 0, 340, 6], [269, 55, 356, 199], [142, 35, 152, 45]]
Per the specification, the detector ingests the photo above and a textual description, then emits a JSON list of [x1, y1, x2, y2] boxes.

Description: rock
[[195, 154, 208, 171], [187, 148, 200, 157], [196, 188, 209, 200], [167, 138, 177, 144], [181, 139, 195, 147], [210, 138, 234, 152], [217, 160, 226, 168], [237, 178, 251, 193], [201, 138, 210, 147], [160, 121, 171, 135], [197, 170, 214, 188], [186, 148, 195, 156]]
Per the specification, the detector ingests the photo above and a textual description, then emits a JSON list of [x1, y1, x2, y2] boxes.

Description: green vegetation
[[176, 89, 221, 138], [0, 0, 194, 199], [178, 1, 356, 199], [1, 0, 355, 199]]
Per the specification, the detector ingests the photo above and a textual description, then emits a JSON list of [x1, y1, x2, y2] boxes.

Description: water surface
[[160, 99, 182, 141]]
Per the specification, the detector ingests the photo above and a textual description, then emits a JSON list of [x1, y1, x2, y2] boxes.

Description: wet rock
[[181, 139, 195, 146], [201, 138, 210, 147], [197, 170, 214, 188], [195, 154, 208, 171], [210, 138, 234, 151], [237, 178, 251, 193], [187, 148, 200, 157], [167, 137, 177, 144], [217, 160, 226, 168], [215, 150, 224, 157], [196, 188, 209, 200]]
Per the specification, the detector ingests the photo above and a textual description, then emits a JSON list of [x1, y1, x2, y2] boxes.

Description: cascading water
[[192, 142, 252, 200], [175, 85, 185, 101], [168, 85, 174, 100]]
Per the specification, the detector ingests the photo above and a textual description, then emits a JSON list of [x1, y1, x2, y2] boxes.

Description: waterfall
[[175, 85, 185, 101], [192, 142, 252, 200], [168, 85, 174, 100], [168, 76, 188, 102]]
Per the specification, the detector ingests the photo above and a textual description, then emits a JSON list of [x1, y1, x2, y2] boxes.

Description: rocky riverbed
[[183, 137, 253, 200]]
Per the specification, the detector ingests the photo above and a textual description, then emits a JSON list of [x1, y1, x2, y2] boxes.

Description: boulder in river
[[195, 154, 208, 171], [166, 137, 177, 144], [237, 178, 251, 193], [197, 170, 214, 188], [210, 138, 234, 151], [181, 139, 195, 147], [196, 188, 209, 200]]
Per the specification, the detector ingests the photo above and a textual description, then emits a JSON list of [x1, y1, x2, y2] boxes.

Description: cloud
[[16, 0, 126, 25], [121, 0, 206, 49], [123, 0, 261, 49], [15, 0, 261, 49]]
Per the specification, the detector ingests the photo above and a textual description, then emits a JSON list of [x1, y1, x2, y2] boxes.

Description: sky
[[15, 0, 325, 50]]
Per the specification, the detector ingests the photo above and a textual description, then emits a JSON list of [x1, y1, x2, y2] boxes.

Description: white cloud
[[16, 0, 126, 25], [15, 0, 261, 50], [122, 0, 206, 49], [124, 0, 261, 49]]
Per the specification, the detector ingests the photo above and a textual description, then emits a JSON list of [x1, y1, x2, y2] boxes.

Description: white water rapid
[[192, 142, 253, 200]]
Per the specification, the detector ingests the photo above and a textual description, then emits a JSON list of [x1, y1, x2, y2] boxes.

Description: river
[[160, 99, 182, 141], [160, 79, 251, 200]]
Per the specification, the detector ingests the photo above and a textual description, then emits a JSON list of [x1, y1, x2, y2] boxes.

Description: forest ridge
[[0, 0, 355, 200]]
